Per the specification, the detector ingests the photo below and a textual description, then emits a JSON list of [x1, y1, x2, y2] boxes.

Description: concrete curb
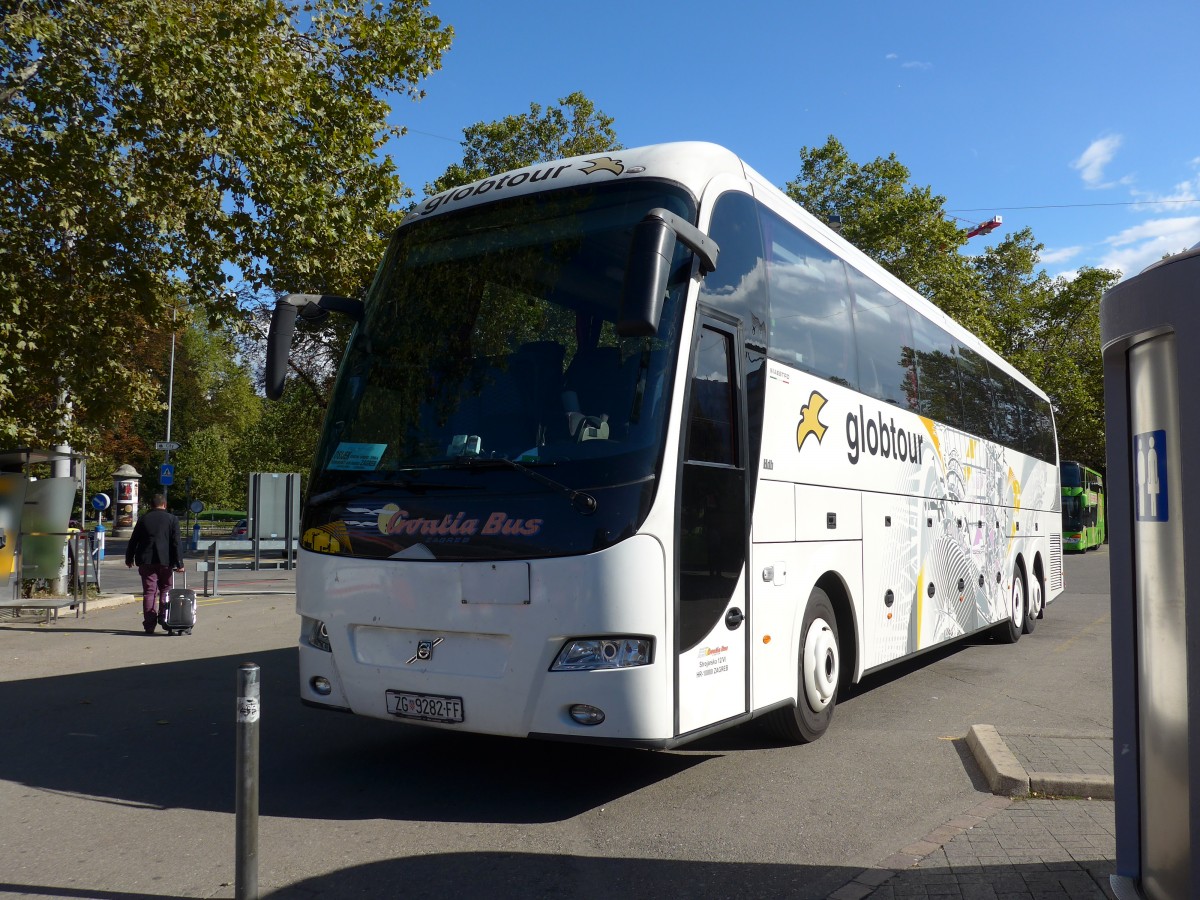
[[966, 724, 1029, 796], [1029, 771, 1115, 801], [83, 593, 138, 612], [966, 724, 1116, 799]]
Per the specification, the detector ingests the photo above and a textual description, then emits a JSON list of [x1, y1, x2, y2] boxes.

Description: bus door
[[676, 314, 750, 735]]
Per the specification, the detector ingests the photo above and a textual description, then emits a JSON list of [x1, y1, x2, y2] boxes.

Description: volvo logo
[[407, 637, 444, 665]]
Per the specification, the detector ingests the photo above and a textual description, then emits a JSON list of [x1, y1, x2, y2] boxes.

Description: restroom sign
[[1134, 430, 1169, 522]]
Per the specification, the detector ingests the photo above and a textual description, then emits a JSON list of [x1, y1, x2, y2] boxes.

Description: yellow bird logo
[[796, 391, 829, 451], [579, 156, 624, 176]]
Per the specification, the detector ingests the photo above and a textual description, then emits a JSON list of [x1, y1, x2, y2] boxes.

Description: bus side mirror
[[618, 216, 676, 337], [618, 209, 720, 338], [265, 293, 362, 400]]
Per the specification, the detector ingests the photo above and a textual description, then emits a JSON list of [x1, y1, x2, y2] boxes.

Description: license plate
[[386, 690, 464, 723]]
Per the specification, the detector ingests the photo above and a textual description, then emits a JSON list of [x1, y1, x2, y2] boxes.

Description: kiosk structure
[[1101, 245, 1200, 900], [0, 447, 90, 622]]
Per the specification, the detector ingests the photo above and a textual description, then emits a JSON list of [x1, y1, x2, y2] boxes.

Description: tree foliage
[[427, 91, 620, 195], [786, 136, 1116, 469], [0, 0, 452, 450]]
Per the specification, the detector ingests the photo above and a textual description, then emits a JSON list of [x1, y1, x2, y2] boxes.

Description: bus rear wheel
[[1022, 571, 1043, 634], [765, 588, 840, 744], [996, 567, 1026, 644]]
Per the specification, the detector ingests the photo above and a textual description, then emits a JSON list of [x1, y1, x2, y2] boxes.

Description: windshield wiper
[[454, 456, 598, 515], [307, 476, 475, 507]]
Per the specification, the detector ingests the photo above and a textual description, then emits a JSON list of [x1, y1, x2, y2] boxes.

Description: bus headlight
[[551, 637, 653, 671], [303, 617, 332, 652]]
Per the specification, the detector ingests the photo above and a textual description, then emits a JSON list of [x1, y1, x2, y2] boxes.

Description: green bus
[[1061, 461, 1105, 552]]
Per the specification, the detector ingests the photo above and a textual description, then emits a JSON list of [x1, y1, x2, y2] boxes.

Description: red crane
[[966, 215, 1003, 240]]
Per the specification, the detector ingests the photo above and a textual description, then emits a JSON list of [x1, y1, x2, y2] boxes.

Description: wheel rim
[[1031, 579, 1043, 618], [803, 617, 839, 712], [1010, 577, 1025, 630]]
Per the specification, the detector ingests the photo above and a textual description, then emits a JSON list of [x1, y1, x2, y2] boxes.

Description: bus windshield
[[1061, 494, 1083, 531], [305, 180, 696, 561], [1060, 463, 1083, 488]]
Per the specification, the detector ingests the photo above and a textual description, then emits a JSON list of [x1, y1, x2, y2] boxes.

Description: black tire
[[764, 588, 841, 744], [995, 566, 1025, 644]]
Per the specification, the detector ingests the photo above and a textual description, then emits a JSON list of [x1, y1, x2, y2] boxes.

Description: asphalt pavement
[[0, 543, 1120, 899]]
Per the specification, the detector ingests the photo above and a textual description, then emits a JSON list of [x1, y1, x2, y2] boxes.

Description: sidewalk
[[830, 730, 1117, 899], [1, 532, 291, 625]]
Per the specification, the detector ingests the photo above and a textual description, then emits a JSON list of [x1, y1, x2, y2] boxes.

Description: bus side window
[[760, 208, 857, 389], [685, 327, 737, 466], [956, 345, 997, 440], [845, 267, 919, 410], [909, 316, 963, 429]]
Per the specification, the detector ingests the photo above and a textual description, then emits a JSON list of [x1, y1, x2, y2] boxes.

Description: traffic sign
[[155, 440, 181, 451], [160, 463, 175, 485], [91, 492, 111, 511]]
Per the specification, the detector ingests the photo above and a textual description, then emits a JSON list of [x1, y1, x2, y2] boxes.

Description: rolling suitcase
[[160, 587, 197, 635]]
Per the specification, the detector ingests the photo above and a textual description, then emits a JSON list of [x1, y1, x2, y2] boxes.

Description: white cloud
[[885, 53, 931, 70], [1130, 165, 1200, 212], [1039, 246, 1083, 265], [1071, 135, 1124, 188], [1096, 216, 1200, 279]]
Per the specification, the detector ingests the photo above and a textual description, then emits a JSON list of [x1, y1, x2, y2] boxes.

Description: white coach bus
[[266, 142, 1062, 747]]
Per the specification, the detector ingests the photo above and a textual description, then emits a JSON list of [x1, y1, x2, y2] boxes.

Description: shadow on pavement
[[254, 854, 1115, 900], [0, 855, 1117, 900], [1, 647, 712, 824], [261, 852, 862, 900]]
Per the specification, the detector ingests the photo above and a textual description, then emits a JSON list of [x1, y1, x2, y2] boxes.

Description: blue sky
[[383, 0, 1200, 283]]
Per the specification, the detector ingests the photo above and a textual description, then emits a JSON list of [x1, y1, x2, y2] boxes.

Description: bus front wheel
[[765, 588, 840, 744]]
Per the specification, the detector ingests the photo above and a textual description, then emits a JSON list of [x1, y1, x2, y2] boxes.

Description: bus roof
[[407, 141, 746, 222]]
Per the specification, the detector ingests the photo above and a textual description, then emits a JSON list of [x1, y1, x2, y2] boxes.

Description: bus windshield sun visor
[[618, 209, 719, 338]]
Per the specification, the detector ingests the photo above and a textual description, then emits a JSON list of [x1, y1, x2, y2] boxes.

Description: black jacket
[[125, 508, 182, 568]]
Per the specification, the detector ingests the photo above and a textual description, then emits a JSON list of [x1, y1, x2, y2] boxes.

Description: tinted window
[[700, 192, 768, 474], [759, 209, 857, 389], [909, 315, 962, 428], [1031, 397, 1057, 462], [700, 192, 768, 351], [991, 368, 1025, 450], [846, 266, 918, 410], [685, 326, 737, 466], [956, 345, 996, 439]]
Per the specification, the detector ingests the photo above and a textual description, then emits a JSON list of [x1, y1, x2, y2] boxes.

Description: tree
[[0, 0, 452, 450], [1009, 266, 1117, 469], [237, 383, 325, 496], [427, 91, 620, 195], [168, 322, 263, 507]]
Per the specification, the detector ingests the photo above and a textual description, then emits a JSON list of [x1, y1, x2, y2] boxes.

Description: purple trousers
[[138, 564, 174, 628]]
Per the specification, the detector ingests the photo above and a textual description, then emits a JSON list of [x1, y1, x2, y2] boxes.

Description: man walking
[[125, 494, 184, 633]]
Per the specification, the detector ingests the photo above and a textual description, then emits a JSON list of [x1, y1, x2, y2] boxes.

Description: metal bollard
[[235, 662, 260, 900]]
